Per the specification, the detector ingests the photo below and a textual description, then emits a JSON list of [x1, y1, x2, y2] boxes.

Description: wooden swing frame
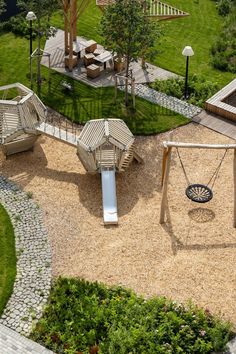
[[160, 141, 236, 227]]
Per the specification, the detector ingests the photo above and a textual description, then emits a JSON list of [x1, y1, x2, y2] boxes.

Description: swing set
[[160, 141, 236, 227]]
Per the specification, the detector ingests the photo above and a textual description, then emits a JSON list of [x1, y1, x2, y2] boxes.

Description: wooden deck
[[205, 79, 236, 122], [193, 110, 236, 140], [41, 29, 178, 88]]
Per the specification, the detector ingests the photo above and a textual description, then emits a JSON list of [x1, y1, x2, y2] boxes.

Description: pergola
[[62, 0, 189, 71]]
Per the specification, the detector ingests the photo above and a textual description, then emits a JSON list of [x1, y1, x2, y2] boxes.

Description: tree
[[17, 0, 60, 84], [0, 0, 5, 16], [100, 0, 159, 106]]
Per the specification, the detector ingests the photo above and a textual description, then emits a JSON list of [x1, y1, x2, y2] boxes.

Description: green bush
[[151, 76, 219, 107], [217, 0, 232, 16], [31, 277, 233, 354], [211, 3, 236, 73]]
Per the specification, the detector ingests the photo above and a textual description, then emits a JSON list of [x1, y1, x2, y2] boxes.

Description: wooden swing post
[[234, 149, 236, 227], [159, 146, 172, 224], [160, 141, 236, 227]]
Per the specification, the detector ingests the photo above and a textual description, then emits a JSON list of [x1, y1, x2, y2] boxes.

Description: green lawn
[[0, 204, 16, 316], [0, 0, 234, 133], [40, 70, 189, 135], [50, 0, 235, 87]]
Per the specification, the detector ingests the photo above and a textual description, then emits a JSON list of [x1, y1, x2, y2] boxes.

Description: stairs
[[119, 145, 144, 171]]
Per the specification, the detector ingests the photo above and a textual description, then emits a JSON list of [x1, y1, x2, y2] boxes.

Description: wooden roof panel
[[78, 118, 134, 151], [96, 0, 189, 20]]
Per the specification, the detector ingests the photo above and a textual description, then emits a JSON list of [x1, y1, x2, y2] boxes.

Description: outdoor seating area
[[64, 35, 115, 80], [41, 29, 178, 88]]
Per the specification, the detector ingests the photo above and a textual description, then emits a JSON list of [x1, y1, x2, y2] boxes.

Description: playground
[[1, 118, 236, 327]]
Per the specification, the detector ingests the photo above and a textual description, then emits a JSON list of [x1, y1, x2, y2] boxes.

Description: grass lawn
[[0, 0, 234, 133], [0, 32, 189, 135], [0, 204, 16, 316], [39, 70, 189, 135], [51, 0, 235, 87], [31, 277, 233, 354]]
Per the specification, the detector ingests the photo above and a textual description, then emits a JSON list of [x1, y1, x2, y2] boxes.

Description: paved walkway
[[0, 324, 54, 354], [193, 110, 236, 140]]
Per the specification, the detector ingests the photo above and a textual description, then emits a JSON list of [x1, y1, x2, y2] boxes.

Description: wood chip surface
[[1, 122, 236, 327]]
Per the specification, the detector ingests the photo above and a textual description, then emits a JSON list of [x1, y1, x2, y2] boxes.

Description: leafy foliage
[[17, 0, 60, 19], [151, 75, 219, 107], [211, 1, 236, 72], [0, 0, 5, 16], [31, 277, 233, 354], [100, 0, 159, 105]]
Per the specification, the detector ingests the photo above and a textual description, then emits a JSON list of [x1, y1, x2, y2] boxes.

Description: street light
[[182, 46, 194, 100], [26, 11, 37, 56]]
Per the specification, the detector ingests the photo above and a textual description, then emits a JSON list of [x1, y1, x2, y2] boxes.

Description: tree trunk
[[125, 56, 129, 106]]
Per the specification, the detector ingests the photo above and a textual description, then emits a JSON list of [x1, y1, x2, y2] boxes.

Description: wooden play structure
[[205, 79, 236, 122], [0, 83, 47, 155], [62, 0, 189, 71], [0, 84, 142, 224], [160, 141, 236, 227], [77, 119, 143, 224]]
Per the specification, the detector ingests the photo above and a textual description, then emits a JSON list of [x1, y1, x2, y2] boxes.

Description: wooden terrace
[[41, 29, 178, 88]]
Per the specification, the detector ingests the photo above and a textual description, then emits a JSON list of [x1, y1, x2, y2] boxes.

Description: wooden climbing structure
[[96, 0, 189, 20]]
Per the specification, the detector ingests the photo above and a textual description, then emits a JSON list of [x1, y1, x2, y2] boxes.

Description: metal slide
[[101, 168, 118, 225]]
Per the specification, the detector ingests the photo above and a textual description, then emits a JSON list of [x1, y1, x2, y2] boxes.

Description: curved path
[[0, 176, 52, 335]]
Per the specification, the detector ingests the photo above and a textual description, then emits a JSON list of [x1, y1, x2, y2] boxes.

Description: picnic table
[[95, 50, 113, 70]]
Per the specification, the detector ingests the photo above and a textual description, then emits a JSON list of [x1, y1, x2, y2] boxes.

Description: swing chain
[[206, 149, 228, 189], [176, 147, 228, 189]]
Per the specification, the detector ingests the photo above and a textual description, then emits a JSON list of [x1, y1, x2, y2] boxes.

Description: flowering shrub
[[31, 277, 233, 354]]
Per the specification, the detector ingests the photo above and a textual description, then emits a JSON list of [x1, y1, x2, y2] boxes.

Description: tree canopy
[[0, 0, 5, 16], [100, 0, 159, 105], [17, 0, 60, 20]]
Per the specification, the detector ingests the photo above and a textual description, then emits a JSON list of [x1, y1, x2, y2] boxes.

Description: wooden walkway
[[193, 110, 236, 140], [41, 29, 178, 88], [37, 122, 78, 147]]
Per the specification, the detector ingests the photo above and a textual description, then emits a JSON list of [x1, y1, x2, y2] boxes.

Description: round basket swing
[[176, 148, 228, 203]]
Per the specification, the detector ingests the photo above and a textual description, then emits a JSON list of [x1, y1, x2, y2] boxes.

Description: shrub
[[31, 277, 233, 354], [151, 76, 219, 107], [217, 0, 232, 16], [211, 3, 236, 73]]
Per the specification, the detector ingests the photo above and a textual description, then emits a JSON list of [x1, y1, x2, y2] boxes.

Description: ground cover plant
[[151, 75, 219, 107], [211, 1, 236, 73], [0, 204, 16, 316], [31, 277, 233, 354]]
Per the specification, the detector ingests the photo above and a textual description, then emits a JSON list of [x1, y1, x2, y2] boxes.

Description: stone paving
[[0, 323, 54, 354], [0, 176, 52, 335], [122, 83, 202, 119]]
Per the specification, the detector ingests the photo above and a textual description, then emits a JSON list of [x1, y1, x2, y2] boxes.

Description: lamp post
[[26, 11, 37, 56], [182, 46, 194, 100]]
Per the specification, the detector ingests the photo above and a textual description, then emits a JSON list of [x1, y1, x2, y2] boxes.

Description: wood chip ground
[[1, 122, 236, 327]]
